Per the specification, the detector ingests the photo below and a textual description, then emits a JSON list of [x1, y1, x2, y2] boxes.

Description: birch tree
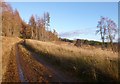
[[96, 16, 117, 50]]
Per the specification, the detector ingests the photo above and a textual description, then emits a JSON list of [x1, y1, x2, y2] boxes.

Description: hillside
[[24, 39, 118, 81]]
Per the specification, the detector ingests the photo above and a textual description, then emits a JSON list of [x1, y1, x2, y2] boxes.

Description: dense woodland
[[1, 2, 59, 41]]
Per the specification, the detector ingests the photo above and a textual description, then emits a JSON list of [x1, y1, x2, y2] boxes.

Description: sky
[[8, 2, 118, 41]]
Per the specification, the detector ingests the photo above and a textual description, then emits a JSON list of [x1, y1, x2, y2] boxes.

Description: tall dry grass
[[25, 39, 118, 81]]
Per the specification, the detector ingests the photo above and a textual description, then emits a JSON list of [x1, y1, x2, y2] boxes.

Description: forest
[[2, 2, 59, 41]]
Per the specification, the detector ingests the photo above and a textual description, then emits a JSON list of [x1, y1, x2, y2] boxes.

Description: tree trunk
[[100, 28, 104, 49]]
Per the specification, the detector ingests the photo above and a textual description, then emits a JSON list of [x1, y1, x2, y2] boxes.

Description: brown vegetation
[[2, 45, 20, 82], [2, 2, 22, 37], [25, 39, 118, 81], [18, 43, 72, 82], [1, 2, 59, 41], [2, 36, 21, 81], [2, 37, 75, 82]]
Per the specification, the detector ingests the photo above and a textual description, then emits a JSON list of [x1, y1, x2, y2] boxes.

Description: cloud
[[59, 30, 84, 37], [59, 28, 95, 38]]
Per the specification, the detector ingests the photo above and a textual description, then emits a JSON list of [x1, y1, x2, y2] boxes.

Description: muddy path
[[2, 41, 80, 83], [17, 42, 81, 82], [16, 42, 62, 83]]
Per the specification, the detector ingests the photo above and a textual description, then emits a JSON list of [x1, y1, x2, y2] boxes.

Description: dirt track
[[2, 40, 79, 83], [2, 37, 119, 83]]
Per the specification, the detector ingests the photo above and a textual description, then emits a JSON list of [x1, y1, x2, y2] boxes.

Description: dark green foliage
[[60, 38, 74, 43], [88, 40, 102, 46], [61, 38, 118, 52]]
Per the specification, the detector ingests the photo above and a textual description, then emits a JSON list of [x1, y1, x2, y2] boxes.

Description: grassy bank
[[24, 39, 118, 82]]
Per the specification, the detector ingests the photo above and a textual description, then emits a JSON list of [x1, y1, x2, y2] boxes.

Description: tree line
[[1, 2, 59, 41]]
